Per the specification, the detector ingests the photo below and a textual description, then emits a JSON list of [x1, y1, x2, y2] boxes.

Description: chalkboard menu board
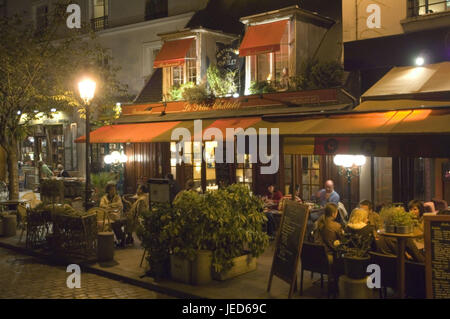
[[425, 215, 450, 299], [267, 201, 309, 298]]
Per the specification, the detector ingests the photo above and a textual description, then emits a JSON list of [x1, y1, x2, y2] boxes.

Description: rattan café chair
[[88, 207, 111, 232]]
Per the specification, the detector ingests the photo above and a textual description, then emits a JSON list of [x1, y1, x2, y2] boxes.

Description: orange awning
[[203, 117, 261, 138], [239, 20, 288, 57], [153, 38, 195, 68], [74, 122, 181, 143]]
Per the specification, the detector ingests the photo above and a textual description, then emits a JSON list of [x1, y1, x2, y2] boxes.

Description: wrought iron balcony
[[91, 16, 109, 32]]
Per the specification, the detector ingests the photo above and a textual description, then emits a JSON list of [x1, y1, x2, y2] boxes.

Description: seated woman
[[409, 199, 425, 232], [262, 184, 283, 238], [124, 184, 149, 245], [409, 199, 426, 253], [344, 208, 376, 250], [314, 203, 343, 256], [100, 183, 125, 247]]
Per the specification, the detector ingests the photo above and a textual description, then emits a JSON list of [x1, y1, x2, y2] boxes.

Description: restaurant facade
[[76, 2, 450, 211]]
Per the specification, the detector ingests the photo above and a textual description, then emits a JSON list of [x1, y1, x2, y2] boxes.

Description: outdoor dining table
[[379, 229, 423, 299]]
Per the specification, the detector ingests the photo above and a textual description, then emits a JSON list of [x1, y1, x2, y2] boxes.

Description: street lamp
[[333, 155, 366, 211], [78, 78, 96, 210]]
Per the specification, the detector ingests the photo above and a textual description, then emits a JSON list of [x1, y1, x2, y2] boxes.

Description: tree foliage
[[0, 1, 128, 199]]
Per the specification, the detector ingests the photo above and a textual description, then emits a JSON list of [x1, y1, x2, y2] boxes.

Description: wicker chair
[[17, 203, 28, 243], [88, 207, 111, 232], [71, 197, 84, 211], [300, 242, 336, 298], [21, 192, 41, 209], [405, 260, 426, 299], [369, 251, 397, 298]]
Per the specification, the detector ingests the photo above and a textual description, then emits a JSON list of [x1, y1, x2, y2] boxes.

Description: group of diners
[[312, 199, 428, 265], [261, 180, 343, 238]]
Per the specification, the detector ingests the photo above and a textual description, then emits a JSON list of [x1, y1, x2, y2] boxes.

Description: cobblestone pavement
[[0, 248, 174, 299]]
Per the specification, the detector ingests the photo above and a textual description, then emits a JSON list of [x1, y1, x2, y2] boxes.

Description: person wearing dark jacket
[[166, 173, 181, 201], [315, 203, 343, 255], [375, 236, 425, 263], [57, 164, 70, 178]]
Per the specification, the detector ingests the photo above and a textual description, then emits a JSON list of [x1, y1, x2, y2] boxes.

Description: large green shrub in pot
[[210, 184, 269, 274], [137, 203, 173, 279], [139, 184, 269, 278], [166, 190, 211, 261]]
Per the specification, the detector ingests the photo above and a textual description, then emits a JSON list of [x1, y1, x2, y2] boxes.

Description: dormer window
[[239, 19, 291, 94], [153, 37, 198, 96]]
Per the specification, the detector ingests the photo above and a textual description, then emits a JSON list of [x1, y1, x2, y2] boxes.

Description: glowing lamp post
[[78, 78, 96, 209], [333, 155, 366, 211]]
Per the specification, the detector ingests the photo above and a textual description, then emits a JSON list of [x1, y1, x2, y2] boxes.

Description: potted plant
[[165, 190, 214, 285], [139, 184, 269, 284], [379, 206, 397, 233], [210, 184, 269, 280], [392, 208, 415, 234], [137, 203, 172, 281], [337, 232, 373, 280]]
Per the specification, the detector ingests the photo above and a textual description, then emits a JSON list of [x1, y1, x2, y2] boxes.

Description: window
[[168, 39, 197, 89], [205, 141, 217, 190], [374, 157, 392, 206], [170, 141, 203, 191], [301, 156, 321, 200], [408, 0, 450, 17], [172, 65, 183, 87], [145, 0, 168, 20], [249, 25, 289, 89], [236, 154, 253, 187], [35, 4, 48, 31], [91, 0, 108, 31]]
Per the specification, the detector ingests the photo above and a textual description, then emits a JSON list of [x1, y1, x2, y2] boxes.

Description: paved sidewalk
[[0, 247, 173, 299], [0, 233, 333, 299]]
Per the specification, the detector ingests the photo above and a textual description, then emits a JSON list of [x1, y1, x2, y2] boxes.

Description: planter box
[[170, 255, 192, 284], [212, 254, 257, 281], [170, 251, 213, 285], [191, 250, 212, 285]]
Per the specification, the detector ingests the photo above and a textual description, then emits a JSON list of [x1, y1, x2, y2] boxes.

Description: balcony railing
[[91, 16, 109, 32], [408, 0, 450, 17]]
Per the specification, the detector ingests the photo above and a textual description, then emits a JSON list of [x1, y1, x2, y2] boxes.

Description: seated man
[[262, 184, 283, 238], [315, 180, 340, 207], [124, 184, 149, 245], [310, 180, 340, 224], [57, 164, 70, 178]]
